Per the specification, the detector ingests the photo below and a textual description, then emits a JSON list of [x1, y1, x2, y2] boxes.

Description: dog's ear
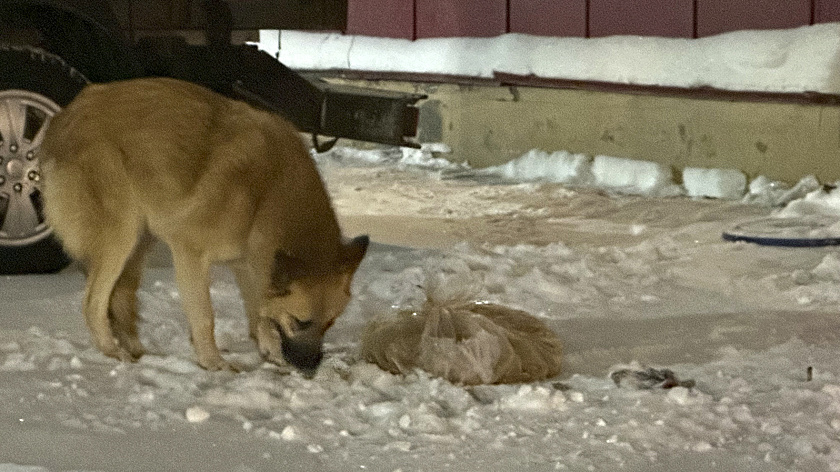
[[341, 235, 369, 273], [271, 251, 305, 296]]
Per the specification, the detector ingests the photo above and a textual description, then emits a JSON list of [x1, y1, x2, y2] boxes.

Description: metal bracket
[[311, 134, 339, 153]]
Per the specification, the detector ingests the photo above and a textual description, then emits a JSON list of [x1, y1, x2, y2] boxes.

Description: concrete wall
[[326, 77, 840, 184]]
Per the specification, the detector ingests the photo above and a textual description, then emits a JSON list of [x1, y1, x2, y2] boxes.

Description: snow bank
[[464, 147, 838, 205], [263, 23, 840, 94]]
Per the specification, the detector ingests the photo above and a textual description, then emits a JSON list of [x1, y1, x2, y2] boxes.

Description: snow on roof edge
[[258, 23, 840, 96]]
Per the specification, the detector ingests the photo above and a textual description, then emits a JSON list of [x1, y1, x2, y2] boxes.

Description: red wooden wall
[[346, 0, 836, 39], [589, 0, 695, 38], [697, 0, 812, 37]]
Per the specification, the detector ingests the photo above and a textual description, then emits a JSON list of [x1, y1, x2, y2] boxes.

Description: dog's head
[[262, 235, 369, 376]]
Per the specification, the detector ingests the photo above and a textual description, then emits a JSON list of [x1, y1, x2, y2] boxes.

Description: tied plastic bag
[[361, 298, 563, 385]]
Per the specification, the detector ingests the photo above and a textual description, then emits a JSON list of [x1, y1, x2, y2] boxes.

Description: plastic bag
[[361, 298, 563, 385]]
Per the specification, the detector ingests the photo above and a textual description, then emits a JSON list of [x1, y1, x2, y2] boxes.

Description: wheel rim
[[0, 89, 59, 246]]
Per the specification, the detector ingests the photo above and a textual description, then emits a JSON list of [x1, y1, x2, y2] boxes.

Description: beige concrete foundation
[[324, 77, 840, 184]]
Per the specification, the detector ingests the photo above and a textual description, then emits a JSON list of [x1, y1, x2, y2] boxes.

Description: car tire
[[0, 45, 89, 274]]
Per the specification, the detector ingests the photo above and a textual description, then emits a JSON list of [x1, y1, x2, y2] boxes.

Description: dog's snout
[[279, 329, 323, 376]]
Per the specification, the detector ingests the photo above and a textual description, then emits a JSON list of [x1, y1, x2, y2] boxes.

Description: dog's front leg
[[230, 263, 283, 364], [171, 245, 237, 371]]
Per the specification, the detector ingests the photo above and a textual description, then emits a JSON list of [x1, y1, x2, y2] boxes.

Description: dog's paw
[[117, 337, 146, 360], [102, 344, 141, 363], [198, 355, 242, 373], [260, 349, 286, 367], [256, 324, 283, 363]]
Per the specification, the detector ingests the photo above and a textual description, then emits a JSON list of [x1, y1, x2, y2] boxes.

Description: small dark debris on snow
[[807, 366, 813, 382], [552, 381, 572, 391], [466, 385, 499, 405], [610, 367, 696, 390]]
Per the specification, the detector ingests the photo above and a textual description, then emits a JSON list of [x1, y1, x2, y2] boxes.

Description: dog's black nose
[[279, 330, 323, 376]]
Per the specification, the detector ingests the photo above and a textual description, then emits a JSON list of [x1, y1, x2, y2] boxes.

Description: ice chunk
[[683, 167, 746, 199], [185, 406, 210, 423], [280, 425, 298, 441], [591, 155, 677, 196]]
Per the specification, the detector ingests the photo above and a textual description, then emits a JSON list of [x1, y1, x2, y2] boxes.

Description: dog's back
[[42, 77, 340, 264]]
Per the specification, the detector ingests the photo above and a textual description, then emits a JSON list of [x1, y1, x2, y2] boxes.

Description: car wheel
[[0, 45, 88, 274]]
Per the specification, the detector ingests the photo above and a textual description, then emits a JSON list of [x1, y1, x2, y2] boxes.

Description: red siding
[[344, 0, 825, 41], [697, 0, 812, 37], [415, 0, 507, 38], [589, 0, 694, 38], [346, 0, 414, 38], [815, 0, 840, 23], [509, 0, 587, 37]]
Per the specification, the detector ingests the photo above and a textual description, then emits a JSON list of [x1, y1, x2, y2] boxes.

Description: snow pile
[[262, 23, 840, 94], [777, 184, 840, 218], [477, 150, 679, 196], [744, 174, 823, 207], [477, 149, 591, 184], [478, 149, 750, 198], [468, 147, 838, 204], [313, 142, 458, 170]]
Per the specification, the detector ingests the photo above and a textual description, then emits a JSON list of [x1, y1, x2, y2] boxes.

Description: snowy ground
[[3, 147, 840, 471]]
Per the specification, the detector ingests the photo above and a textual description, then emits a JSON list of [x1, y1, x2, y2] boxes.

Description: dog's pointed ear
[[341, 235, 369, 273], [272, 251, 305, 296]]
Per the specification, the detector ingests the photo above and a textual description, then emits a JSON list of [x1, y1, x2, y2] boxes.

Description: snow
[[590, 155, 679, 196], [476, 149, 592, 185], [260, 23, 840, 94], [474, 149, 793, 202], [683, 167, 747, 200], [5, 147, 840, 471], [779, 186, 840, 218]]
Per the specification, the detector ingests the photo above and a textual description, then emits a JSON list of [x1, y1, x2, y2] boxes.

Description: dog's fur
[[40, 77, 368, 373]]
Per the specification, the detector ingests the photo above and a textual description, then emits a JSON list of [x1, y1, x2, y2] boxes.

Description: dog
[[40, 77, 368, 375]]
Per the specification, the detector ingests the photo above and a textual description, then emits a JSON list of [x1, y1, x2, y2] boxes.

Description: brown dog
[[40, 77, 368, 374]]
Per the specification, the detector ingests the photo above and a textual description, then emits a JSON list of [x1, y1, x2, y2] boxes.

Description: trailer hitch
[[229, 47, 426, 149]]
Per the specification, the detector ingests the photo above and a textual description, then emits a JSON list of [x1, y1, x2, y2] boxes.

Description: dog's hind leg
[[82, 225, 142, 362], [109, 232, 155, 359]]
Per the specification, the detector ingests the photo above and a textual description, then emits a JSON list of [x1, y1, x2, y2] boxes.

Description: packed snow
[[4, 146, 840, 471], [470, 148, 814, 203], [259, 23, 840, 94]]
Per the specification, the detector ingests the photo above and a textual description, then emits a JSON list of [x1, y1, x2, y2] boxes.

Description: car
[[0, 0, 423, 274]]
